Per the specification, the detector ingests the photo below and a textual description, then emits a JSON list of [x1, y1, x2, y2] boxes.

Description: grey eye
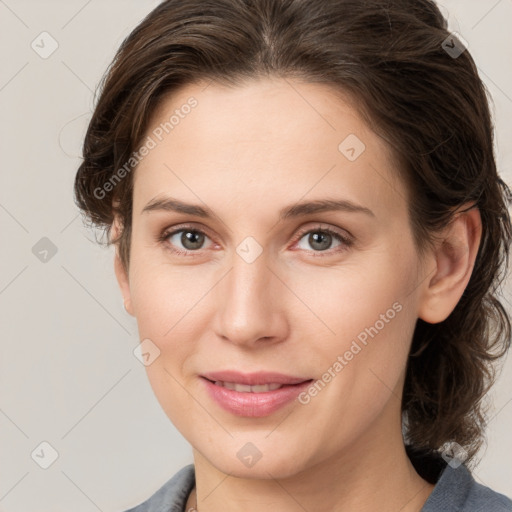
[[170, 230, 208, 251], [297, 231, 343, 252]]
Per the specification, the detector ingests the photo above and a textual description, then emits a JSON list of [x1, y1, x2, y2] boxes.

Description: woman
[[74, 0, 512, 510]]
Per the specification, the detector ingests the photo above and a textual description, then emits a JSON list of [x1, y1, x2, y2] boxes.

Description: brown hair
[[74, 0, 512, 466]]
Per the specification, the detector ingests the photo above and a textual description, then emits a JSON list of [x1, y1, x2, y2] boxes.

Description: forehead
[[132, 78, 407, 221]]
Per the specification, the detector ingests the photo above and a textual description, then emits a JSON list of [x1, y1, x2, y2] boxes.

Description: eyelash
[[157, 223, 353, 258]]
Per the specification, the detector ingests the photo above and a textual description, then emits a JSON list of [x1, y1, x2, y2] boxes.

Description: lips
[[200, 370, 314, 417]]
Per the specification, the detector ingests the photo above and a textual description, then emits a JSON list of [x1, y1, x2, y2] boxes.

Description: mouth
[[199, 372, 314, 417]]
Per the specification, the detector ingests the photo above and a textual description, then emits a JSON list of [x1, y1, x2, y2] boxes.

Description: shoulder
[[422, 462, 512, 511], [406, 444, 511, 511], [122, 464, 195, 512]]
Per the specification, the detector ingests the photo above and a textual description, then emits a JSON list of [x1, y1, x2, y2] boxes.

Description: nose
[[212, 248, 289, 348]]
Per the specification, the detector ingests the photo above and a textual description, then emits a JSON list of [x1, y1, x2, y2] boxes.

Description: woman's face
[[117, 77, 430, 478]]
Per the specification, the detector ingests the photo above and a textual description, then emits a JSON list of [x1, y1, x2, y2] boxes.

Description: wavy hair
[[74, 0, 512, 466]]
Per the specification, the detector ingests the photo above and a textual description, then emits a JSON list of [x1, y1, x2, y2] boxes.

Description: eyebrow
[[141, 195, 375, 220]]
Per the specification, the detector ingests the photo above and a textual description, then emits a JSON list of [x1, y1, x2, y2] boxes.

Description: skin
[[113, 77, 482, 512]]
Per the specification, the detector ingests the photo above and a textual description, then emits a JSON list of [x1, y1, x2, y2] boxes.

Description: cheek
[[289, 250, 417, 400], [128, 259, 210, 404], [288, 256, 412, 343], [130, 256, 212, 339], [130, 263, 202, 428]]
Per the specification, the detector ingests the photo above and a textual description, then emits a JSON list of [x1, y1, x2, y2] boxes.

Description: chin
[[199, 439, 312, 480]]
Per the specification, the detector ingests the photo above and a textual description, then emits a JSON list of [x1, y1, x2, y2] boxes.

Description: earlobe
[[418, 205, 482, 324]]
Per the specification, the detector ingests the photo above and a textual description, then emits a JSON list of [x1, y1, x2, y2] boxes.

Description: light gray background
[[0, 1, 511, 510]]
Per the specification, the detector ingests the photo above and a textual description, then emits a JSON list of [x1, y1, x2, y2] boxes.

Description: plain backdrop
[[1, 1, 511, 510]]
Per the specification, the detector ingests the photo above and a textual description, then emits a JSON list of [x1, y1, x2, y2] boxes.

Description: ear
[[112, 214, 134, 317], [417, 205, 482, 324]]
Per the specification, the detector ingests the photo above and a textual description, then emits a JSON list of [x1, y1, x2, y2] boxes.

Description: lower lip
[[201, 377, 313, 417]]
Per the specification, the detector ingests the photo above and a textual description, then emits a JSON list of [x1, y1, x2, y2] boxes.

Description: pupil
[[309, 232, 331, 251]]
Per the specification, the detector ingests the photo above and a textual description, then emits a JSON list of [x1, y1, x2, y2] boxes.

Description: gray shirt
[[124, 461, 512, 511]]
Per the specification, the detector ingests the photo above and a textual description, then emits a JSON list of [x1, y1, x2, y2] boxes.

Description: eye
[[293, 226, 353, 255], [158, 226, 214, 256]]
